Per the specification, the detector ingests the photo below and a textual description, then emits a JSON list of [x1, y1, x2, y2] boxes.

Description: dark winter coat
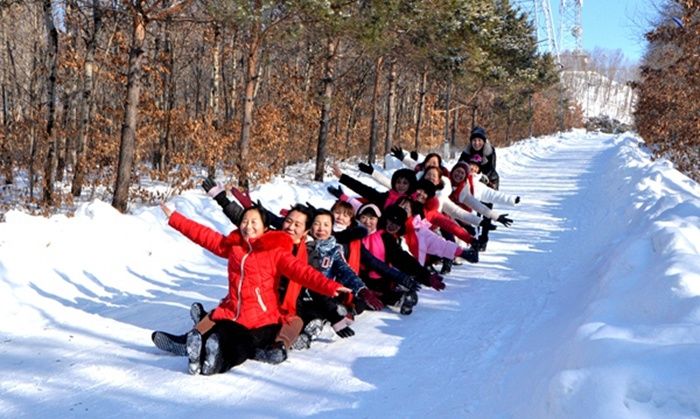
[[306, 236, 366, 294], [459, 140, 499, 189], [168, 212, 342, 329], [339, 171, 414, 209]]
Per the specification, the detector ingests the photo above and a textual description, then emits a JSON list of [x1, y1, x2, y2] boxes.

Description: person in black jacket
[[458, 126, 500, 190]]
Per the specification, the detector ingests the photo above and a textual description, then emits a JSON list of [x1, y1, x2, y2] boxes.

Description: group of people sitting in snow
[[152, 126, 521, 376]]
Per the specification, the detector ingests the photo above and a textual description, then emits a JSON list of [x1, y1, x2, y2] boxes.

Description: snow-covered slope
[[563, 70, 636, 124], [1, 131, 698, 418]]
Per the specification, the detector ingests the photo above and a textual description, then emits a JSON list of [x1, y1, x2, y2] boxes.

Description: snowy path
[[1, 132, 699, 418]]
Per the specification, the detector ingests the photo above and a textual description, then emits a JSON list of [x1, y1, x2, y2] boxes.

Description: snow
[[563, 70, 636, 124], [1, 130, 699, 418]]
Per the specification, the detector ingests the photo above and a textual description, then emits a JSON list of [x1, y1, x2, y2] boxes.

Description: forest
[[0, 0, 590, 215]]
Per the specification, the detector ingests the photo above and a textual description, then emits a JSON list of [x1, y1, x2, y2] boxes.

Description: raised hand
[[496, 214, 513, 228], [390, 145, 405, 161], [358, 162, 374, 175]]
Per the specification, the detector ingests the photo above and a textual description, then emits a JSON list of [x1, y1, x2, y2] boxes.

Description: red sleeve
[[277, 252, 342, 297], [168, 212, 231, 258], [428, 212, 474, 244]]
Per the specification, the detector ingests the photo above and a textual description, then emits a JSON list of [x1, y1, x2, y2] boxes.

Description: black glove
[[479, 217, 497, 231], [358, 288, 384, 310], [515, 196, 520, 204], [460, 248, 479, 263], [305, 201, 318, 213], [335, 326, 355, 338], [410, 150, 419, 160], [201, 177, 216, 193], [201, 177, 228, 206], [327, 184, 344, 199], [358, 162, 374, 175], [496, 214, 513, 228], [332, 317, 355, 338], [390, 146, 405, 161], [396, 274, 422, 293]]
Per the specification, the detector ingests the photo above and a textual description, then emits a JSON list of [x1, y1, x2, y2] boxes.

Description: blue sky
[[545, 0, 657, 64]]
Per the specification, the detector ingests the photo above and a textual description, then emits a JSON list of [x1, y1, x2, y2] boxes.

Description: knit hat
[[450, 161, 470, 178], [470, 126, 487, 141], [382, 204, 408, 234], [357, 202, 381, 218], [468, 154, 486, 165]]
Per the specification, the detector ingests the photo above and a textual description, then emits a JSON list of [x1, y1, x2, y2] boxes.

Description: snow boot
[[152, 330, 187, 356], [254, 342, 287, 365], [201, 334, 223, 375], [186, 330, 203, 375], [291, 319, 325, 350], [439, 258, 453, 274], [399, 290, 418, 315], [190, 302, 206, 325]]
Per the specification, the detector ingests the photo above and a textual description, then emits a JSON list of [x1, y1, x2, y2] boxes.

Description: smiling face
[[239, 209, 266, 240], [451, 166, 467, 184], [471, 137, 485, 151], [358, 213, 378, 233], [282, 210, 309, 244], [397, 199, 413, 217], [394, 177, 411, 194], [423, 168, 441, 185], [332, 208, 352, 228], [311, 213, 334, 240], [413, 189, 428, 204]]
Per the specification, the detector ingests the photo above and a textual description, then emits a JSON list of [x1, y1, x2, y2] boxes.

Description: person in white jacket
[[450, 157, 521, 208]]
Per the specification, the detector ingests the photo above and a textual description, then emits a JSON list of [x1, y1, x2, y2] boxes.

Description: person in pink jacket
[[160, 204, 351, 375]]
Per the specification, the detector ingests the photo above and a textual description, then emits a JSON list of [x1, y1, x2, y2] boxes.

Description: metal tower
[[515, 0, 560, 61], [558, 0, 584, 55]]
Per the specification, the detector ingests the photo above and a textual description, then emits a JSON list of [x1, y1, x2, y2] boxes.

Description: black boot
[[152, 330, 187, 356], [190, 302, 206, 325], [254, 342, 287, 364], [186, 330, 203, 375], [439, 258, 453, 274], [399, 290, 418, 315], [201, 333, 223, 375]]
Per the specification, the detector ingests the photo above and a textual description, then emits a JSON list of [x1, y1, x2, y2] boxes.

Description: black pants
[[204, 320, 280, 374], [296, 291, 347, 326]]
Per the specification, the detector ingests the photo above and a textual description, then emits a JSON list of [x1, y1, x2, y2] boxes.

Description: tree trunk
[[224, 29, 238, 123], [207, 24, 221, 177], [383, 57, 397, 168], [313, 38, 338, 182], [414, 69, 427, 150], [450, 106, 459, 155], [0, 10, 12, 184], [367, 55, 384, 164], [112, 12, 146, 213], [153, 17, 174, 171], [238, 18, 262, 189], [42, 0, 59, 205], [442, 77, 451, 157], [72, 0, 101, 196]]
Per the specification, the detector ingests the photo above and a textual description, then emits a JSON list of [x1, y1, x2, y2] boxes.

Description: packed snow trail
[[1, 131, 699, 418]]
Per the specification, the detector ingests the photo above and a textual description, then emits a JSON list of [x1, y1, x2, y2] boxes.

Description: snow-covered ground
[[1, 130, 699, 418]]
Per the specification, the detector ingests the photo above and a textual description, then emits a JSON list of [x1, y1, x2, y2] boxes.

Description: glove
[[358, 162, 374, 175], [479, 217, 497, 231], [410, 150, 419, 160], [428, 273, 446, 291], [515, 196, 520, 204], [327, 184, 343, 199], [460, 248, 479, 263], [332, 316, 355, 338], [390, 145, 405, 161], [496, 214, 513, 228], [397, 274, 422, 293], [230, 186, 254, 208], [358, 288, 384, 310], [201, 177, 225, 199]]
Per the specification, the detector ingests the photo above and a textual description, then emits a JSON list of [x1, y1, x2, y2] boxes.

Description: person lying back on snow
[[451, 157, 520, 208], [153, 180, 324, 365], [293, 209, 384, 349], [158, 204, 351, 376], [331, 161, 416, 209]]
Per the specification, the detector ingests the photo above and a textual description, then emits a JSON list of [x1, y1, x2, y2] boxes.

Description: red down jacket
[[168, 212, 342, 329]]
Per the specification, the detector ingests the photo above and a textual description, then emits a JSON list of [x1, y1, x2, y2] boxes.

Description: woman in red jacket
[[161, 204, 351, 376]]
